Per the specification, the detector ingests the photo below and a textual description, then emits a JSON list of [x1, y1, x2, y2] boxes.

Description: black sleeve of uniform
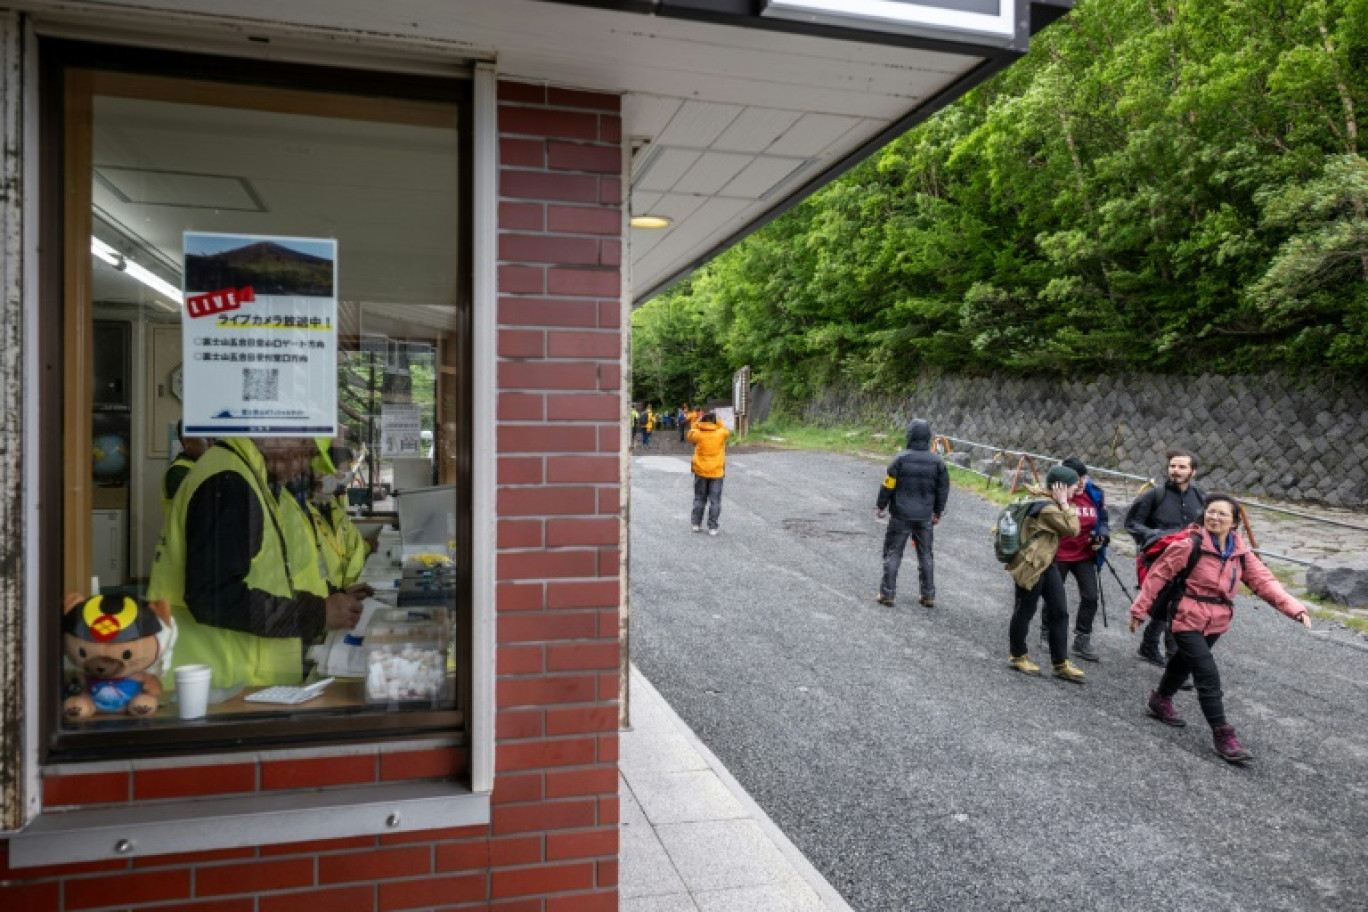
[[1123, 488, 1159, 548], [164, 464, 191, 501], [934, 459, 950, 516], [876, 456, 899, 510], [183, 474, 327, 639]]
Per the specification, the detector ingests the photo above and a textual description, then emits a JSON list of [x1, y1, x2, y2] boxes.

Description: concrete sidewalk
[[619, 666, 853, 912]]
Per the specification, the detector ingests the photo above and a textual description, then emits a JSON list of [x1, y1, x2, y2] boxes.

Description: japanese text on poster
[[381, 404, 423, 457]]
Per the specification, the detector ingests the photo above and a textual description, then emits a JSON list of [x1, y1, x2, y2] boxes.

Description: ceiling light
[[91, 237, 183, 305], [630, 215, 672, 230]]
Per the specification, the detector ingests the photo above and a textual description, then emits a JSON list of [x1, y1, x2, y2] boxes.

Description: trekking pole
[[1097, 573, 1109, 628], [1101, 554, 1135, 602]]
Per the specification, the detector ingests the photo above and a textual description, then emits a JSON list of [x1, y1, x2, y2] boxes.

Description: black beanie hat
[[1044, 465, 1079, 488], [1061, 457, 1088, 478]]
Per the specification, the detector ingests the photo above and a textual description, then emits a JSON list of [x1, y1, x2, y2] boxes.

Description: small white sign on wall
[[381, 403, 423, 457]]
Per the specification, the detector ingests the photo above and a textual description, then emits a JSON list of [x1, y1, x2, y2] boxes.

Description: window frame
[[37, 38, 478, 764]]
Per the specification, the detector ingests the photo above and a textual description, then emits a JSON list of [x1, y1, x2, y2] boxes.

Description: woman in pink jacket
[[1128, 493, 1312, 763]]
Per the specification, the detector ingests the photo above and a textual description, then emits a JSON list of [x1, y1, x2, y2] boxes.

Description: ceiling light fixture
[[91, 237, 183, 305], [630, 215, 672, 229]]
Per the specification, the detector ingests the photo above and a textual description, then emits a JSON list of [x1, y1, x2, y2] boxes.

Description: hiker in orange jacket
[[686, 412, 730, 535]]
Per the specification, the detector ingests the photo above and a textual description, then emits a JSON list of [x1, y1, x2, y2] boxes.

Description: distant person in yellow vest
[[308, 438, 372, 593], [641, 406, 657, 450], [149, 437, 363, 689], [160, 420, 212, 515], [687, 411, 731, 535]]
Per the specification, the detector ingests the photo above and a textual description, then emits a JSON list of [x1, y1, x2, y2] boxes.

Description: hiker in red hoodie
[[1129, 493, 1312, 764]]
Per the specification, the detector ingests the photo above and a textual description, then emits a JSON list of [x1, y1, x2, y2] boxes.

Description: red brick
[[547, 643, 620, 674], [497, 707, 545, 740], [598, 488, 621, 515], [598, 610, 620, 638], [598, 300, 621, 329], [490, 835, 544, 867], [547, 580, 620, 609], [262, 754, 376, 790], [545, 766, 619, 799], [499, 393, 545, 422], [500, 201, 545, 232], [600, 239, 622, 267], [435, 839, 491, 873], [599, 794, 621, 825], [548, 268, 619, 298], [598, 733, 620, 765], [550, 890, 617, 912], [547, 518, 619, 548], [499, 296, 598, 328], [501, 233, 601, 266], [500, 137, 545, 168], [598, 549, 621, 576], [163, 899, 258, 912], [498, 581, 546, 611], [378, 873, 486, 910], [600, 113, 623, 144], [134, 763, 255, 800], [490, 900, 546, 912], [497, 674, 597, 709], [380, 747, 467, 782], [547, 827, 618, 861], [498, 361, 600, 393], [548, 87, 620, 112], [545, 704, 619, 735], [43, 770, 129, 807], [497, 737, 598, 774], [499, 422, 600, 456], [502, 170, 600, 204], [548, 205, 621, 236], [498, 610, 599, 643], [547, 330, 619, 359], [319, 846, 432, 884], [546, 396, 619, 423], [598, 673, 621, 702], [600, 177, 622, 206], [492, 860, 595, 898], [195, 857, 314, 896], [546, 454, 618, 482], [259, 836, 375, 856], [499, 456, 544, 485], [499, 264, 545, 294], [492, 799, 598, 836], [497, 484, 597, 517], [261, 886, 373, 912], [65, 868, 191, 910], [500, 107, 600, 141], [0, 882, 59, 912], [598, 363, 622, 393], [134, 846, 256, 868], [498, 329, 545, 358], [498, 81, 547, 104], [548, 141, 621, 174], [498, 644, 546, 675], [491, 771, 544, 804], [597, 858, 619, 888], [379, 824, 486, 846], [498, 519, 544, 549]]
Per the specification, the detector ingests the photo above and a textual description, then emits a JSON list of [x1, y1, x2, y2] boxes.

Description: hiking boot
[[919, 596, 935, 609], [1008, 654, 1042, 676], [1136, 642, 1167, 668], [1146, 691, 1186, 727], [1071, 633, 1099, 663], [875, 595, 895, 607], [1212, 724, 1253, 763], [708, 528, 718, 536], [691, 525, 702, 533], [1053, 659, 1086, 683]]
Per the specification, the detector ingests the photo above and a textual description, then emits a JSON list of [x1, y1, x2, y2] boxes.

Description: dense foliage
[[631, 0, 1368, 406]]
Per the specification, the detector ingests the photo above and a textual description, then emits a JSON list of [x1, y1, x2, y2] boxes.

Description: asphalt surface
[[629, 448, 1368, 912]]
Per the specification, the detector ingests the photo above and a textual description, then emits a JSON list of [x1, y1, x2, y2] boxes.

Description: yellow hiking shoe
[[1053, 659, 1086, 683], [1008, 654, 1042, 676]]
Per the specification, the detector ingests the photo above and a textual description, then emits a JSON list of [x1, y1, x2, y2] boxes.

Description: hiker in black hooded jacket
[[875, 419, 949, 608]]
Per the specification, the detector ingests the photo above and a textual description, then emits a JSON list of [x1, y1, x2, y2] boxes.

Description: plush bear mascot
[[62, 592, 173, 719]]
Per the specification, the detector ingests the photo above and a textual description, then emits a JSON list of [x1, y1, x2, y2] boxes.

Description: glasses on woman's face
[[1204, 506, 1235, 526]]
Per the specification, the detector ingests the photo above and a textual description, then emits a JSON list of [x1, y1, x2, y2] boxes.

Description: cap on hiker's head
[[1045, 465, 1079, 488]]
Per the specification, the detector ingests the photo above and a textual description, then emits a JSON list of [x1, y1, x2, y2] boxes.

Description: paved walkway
[[619, 666, 853, 912]]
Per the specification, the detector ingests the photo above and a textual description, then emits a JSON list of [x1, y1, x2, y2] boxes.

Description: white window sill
[[8, 781, 489, 868]]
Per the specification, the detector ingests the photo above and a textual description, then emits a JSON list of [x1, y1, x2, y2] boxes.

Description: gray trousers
[[879, 518, 934, 601], [692, 475, 724, 529]]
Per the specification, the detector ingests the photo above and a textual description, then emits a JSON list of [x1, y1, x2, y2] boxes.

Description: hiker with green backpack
[[1002, 464, 1089, 682]]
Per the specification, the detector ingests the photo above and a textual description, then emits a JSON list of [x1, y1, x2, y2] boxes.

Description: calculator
[[244, 678, 335, 705]]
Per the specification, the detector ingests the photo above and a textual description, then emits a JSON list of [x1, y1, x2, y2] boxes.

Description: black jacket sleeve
[[1123, 488, 1160, 549], [934, 460, 949, 517], [876, 456, 899, 511], [183, 473, 326, 639]]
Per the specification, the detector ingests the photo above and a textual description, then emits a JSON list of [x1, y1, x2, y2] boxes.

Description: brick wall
[[0, 81, 624, 911]]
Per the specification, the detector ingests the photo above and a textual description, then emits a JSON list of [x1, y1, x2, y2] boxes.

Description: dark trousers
[[691, 475, 723, 529], [679, 422, 688, 442], [878, 518, 934, 601], [1158, 631, 1225, 726], [1057, 559, 1100, 635], [1010, 564, 1068, 663]]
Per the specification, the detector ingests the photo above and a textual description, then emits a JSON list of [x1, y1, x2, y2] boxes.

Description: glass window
[[47, 50, 472, 759]]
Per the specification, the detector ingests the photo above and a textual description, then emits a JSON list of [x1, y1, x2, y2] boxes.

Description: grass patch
[[1307, 606, 1368, 635]]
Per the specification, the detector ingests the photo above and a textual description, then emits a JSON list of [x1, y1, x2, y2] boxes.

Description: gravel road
[[630, 448, 1368, 912]]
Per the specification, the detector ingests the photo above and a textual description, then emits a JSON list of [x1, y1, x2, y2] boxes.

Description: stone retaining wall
[[773, 374, 1368, 506]]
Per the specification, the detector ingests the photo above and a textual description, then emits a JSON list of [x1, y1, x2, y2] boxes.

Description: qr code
[[242, 368, 280, 402]]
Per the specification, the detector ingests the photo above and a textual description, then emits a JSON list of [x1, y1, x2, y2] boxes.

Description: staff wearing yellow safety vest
[[148, 437, 363, 689], [308, 438, 371, 593]]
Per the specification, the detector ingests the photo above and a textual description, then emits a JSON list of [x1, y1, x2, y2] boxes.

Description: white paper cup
[[175, 664, 212, 720]]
